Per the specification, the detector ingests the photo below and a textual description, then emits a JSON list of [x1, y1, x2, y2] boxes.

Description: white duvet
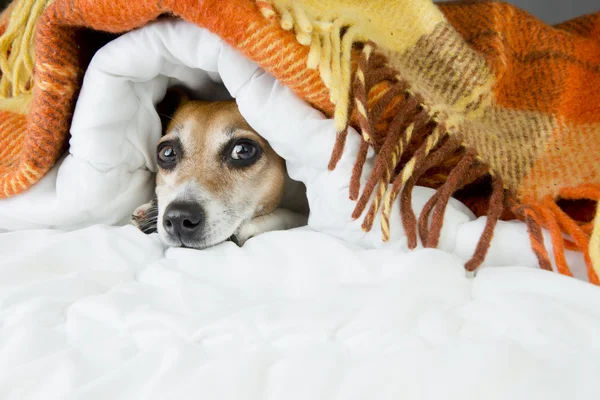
[[1, 20, 600, 399]]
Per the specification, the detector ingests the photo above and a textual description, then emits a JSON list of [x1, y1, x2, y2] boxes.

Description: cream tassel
[[0, 0, 54, 98]]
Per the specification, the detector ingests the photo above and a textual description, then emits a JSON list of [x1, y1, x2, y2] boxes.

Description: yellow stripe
[[274, 0, 446, 53], [0, 94, 31, 113], [21, 163, 37, 182], [356, 100, 367, 119], [364, 43, 373, 60], [356, 68, 365, 85], [238, 22, 268, 49]]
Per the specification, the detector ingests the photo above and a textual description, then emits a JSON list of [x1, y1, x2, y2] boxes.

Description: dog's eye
[[223, 139, 262, 167], [230, 142, 257, 161], [157, 141, 181, 170], [158, 145, 176, 162]]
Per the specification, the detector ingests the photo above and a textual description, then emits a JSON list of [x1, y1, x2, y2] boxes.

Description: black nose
[[163, 202, 204, 242]]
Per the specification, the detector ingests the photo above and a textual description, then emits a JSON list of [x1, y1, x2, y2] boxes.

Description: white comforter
[[1, 20, 599, 399]]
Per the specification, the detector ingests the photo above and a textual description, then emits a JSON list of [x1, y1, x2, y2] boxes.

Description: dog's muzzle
[[162, 201, 205, 244]]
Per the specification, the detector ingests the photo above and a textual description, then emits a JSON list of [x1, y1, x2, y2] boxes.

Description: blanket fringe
[[329, 37, 508, 272], [512, 189, 600, 284], [255, 0, 600, 281], [255, 0, 366, 135], [0, 0, 54, 101]]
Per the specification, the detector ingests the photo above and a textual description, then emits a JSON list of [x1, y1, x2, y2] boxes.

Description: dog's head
[[133, 96, 286, 248]]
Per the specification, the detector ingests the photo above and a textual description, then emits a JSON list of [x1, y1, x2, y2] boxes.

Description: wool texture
[[0, 0, 599, 281]]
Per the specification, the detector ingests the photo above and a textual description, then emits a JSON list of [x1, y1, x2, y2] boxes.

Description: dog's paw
[[232, 208, 308, 246], [231, 223, 255, 247], [227, 234, 242, 247], [131, 199, 159, 234]]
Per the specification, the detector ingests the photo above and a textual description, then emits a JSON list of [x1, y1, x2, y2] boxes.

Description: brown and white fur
[[131, 95, 308, 249]]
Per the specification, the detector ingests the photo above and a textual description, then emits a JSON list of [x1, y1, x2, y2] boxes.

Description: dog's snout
[[163, 202, 204, 241]]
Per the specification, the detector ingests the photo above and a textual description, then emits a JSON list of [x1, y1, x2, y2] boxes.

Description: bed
[[1, 16, 600, 400]]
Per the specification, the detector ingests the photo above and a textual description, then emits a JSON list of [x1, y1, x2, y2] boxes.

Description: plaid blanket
[[0, 0, 599, 282]]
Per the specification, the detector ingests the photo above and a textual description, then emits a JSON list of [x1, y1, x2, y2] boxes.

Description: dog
[[131, 91, 309, 249]]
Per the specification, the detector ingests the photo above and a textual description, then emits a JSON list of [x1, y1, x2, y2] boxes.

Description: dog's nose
[[163, 202, 204, 241]]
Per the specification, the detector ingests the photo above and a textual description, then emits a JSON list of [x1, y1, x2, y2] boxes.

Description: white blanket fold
[[0, 20, 599, 400], [0, 19, 586, 274]]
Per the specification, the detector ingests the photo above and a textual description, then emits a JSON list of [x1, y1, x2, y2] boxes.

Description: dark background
[[439, 0, 598, 23]]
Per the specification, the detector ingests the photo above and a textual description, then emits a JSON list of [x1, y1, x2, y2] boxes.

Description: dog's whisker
[[157, 112, 174, 121]]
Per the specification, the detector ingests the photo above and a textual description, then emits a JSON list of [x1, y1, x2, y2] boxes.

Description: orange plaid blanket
[[0, 0, 599, 281]]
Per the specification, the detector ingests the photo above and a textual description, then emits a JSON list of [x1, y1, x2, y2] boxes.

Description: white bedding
[[1, 20, 600, 399]]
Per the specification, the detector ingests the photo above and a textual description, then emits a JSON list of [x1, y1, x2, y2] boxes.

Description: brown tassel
[[464, 175, 504, 271], [349, 44, 376, 200], [400, 138, 461, 249], [379, 112, 435, 241], [369, 81, 407, 128], [361, 101, 421, 231], [419, 189, 441, 245], [517, 206, 554, 271], [328, 127, 349, 171], [400, 135, 463, 248], [350, 139, 370, 200], [417, 146, 466, 245], [425, 151, 477, 248], [352, 93, 420, 221], [417, 153, 490, 247], [365, 54, 400, 85]]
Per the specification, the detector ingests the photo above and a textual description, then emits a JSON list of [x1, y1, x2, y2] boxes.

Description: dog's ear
[[156, 87, 191, 135]]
